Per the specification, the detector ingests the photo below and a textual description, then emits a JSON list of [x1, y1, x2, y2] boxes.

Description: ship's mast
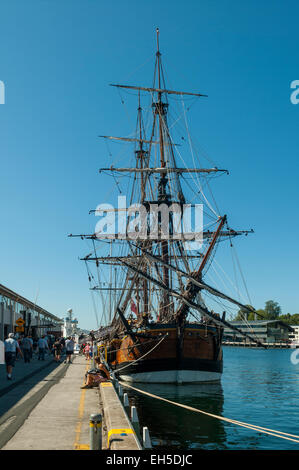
[[156, 29, 166, 170], [70, 30, 257, 335], [135, 92, 150, 316], [152, 29, 170, 320]]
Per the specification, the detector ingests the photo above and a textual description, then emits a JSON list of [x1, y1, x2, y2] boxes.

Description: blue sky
[[0, 0, 298, 329]]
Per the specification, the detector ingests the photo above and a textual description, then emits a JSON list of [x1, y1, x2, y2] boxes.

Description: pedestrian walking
[[33, 338, 38, 354], [28, 336, 33, 359], [16, 337, 22, 360], [4, 333, 23, 380], [37, 336, 49, 361], [58, 336, 65, 354], [84, 343, 90, 360], [21, 335, 33, 363], [53, 338, 63, 363], [64, 337, 74, 364]]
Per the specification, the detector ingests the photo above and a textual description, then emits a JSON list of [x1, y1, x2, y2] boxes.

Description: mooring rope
[[101, 335, 168, 355], [114, 335, 168, 373], [119, 382, 299, 444]]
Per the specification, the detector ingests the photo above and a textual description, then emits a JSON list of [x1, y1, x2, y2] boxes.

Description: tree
[[255, 309, 266, 320], [264, 300, 281, 319], [279, 313, 299, 325], [234, 305, 255, 321]]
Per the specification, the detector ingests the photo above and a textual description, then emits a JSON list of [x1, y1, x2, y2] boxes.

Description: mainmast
[[135, 92, 149, 316], [154, 28, 170, 319], [136, 91, 148, 202], [156, 28, 166, 170]]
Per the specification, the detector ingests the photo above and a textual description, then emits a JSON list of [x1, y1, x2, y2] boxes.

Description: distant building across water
[[223, 320, 295, 346], [289, 325, 299, 347]]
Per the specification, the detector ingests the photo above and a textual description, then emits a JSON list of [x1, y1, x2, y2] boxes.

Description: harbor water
[[124, 347, 299, 450]]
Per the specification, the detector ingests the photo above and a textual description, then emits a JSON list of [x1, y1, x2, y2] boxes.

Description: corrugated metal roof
[[0, 283, 62, 323], [226, 320, 294, 331]]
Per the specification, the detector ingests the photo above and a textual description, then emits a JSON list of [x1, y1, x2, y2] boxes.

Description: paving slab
[[0, 351, 58, 396], [2, 356, 100, 450]]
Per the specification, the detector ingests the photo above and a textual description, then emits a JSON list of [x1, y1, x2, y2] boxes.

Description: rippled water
[[123, 347, 299, 450]]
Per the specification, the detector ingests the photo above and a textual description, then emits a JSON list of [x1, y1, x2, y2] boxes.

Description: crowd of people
[[2, 333, 113, 393], [3, 332, 77, 380]]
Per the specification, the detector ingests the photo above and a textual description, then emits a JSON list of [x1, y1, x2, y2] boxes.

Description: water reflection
[[123, 382, 226, 450], [121, 349, 299, 450]]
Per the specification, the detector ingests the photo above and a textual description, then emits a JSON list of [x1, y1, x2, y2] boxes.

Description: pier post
[[89, 413, 102, 450], [142, 426, 152, 449], [131, 405, 141, 438], [123, 392, 129, 408], [131, 405, 139, 424]]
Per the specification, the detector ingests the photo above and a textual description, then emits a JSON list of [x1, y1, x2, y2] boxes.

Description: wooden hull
[[107, 323, 223, 384]]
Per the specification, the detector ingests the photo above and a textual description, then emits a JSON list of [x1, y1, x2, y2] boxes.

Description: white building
[[289, 325, 299, 345], [62, 309, 79, 338]]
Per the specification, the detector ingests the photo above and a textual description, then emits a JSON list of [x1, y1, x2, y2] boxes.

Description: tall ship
[[70, 30, 264, 383]]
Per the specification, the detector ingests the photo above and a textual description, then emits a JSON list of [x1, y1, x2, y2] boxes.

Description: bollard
[[118, 383, 123, 397], [142, 426, 152, 449], [89, 413, 102, 450], [131, 405, 140, 437], [131, 406, 139, 423], [123, 392, 129, 407]]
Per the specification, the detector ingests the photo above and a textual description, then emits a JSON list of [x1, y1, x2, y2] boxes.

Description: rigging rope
[[113, 334, 168, 372], [102, 335, 168, 355], [85, 260, 100, 328], [180, 97, 220, 218], [231, 243, 253, 306], [118, 382, 299, 444]]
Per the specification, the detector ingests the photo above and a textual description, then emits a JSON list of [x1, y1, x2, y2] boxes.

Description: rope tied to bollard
[[119, 381, 299, 444]]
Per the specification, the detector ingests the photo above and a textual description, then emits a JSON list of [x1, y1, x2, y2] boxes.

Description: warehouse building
[[0, 283, 63, 340]]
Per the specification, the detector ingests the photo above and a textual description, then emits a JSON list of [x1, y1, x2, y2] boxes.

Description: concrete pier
[[0, 351, 58, 398], [0, 355, 143, 450], [100, 381, 142, 450], [1, 356, 99, 450]]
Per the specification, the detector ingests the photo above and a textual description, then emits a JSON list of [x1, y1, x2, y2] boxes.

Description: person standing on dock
[[64, 337, 74, 364], [59, 337, 66, 356], [53, 337, 63, 363], [37, 336, 49, 361], [4, 333, 23, 380], [21, 335, 33, 363], [28, 336, 33, 360], [84, 343, 90, 360]]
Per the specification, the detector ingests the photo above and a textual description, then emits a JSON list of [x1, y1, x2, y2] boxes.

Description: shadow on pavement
[[0, 360, 66, 418]]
